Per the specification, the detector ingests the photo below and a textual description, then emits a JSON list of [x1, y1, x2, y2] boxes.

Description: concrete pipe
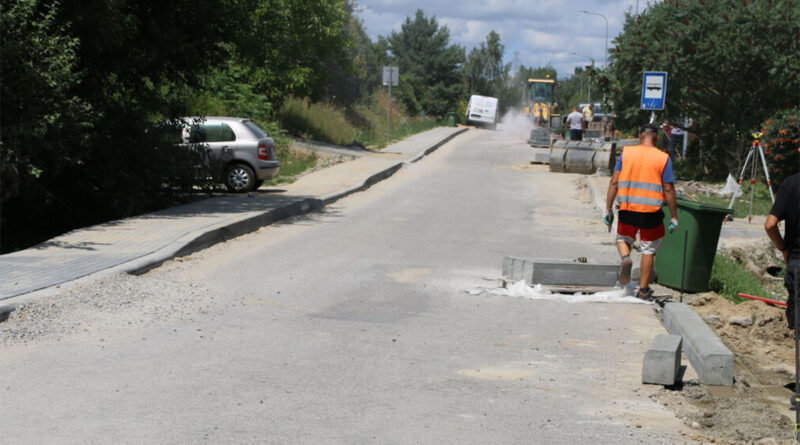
[[549, 141, 568, 172], [564, 144, 597, 174], [592, 141, 617, 176]]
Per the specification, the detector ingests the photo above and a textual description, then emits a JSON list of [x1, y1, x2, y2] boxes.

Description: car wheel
[[225, 163, 255, 193]]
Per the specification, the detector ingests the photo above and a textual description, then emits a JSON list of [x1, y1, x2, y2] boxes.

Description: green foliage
[[189, 60, 274, 124], [350, 90, 439, 148], [464, 32, 508, 95], [0, 0, 92, 203], [322, 2, 380, 106], [709, 254, 767, 304], [603, 0, 800, 178], [238, 0, 350, 104], [557, 66, 596, 112], [386, 10, 465, 117], [277, 97, 358, 146], [264, 146, 318, 186], [1, 0, 255, 252], [463, 31, 519, 115], [761, 107, 800, 185], [0, 0, 360, 253]]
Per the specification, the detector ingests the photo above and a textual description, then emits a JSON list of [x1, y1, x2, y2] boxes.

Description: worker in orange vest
[[604, 123, 679, 301]]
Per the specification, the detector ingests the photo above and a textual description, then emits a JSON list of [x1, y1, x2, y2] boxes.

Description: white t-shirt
[[566, 111, 584, 130]]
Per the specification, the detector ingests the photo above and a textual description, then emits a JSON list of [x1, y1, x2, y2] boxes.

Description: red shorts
[[616, 221, 665, 242]]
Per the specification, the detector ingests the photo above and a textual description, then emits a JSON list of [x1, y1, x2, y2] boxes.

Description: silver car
[[181, 117, 280, 192]]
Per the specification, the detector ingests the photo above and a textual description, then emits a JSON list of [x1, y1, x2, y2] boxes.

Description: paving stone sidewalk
[[0, 127, 467, 302]]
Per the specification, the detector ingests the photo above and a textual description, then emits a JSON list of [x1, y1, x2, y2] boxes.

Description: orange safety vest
[[617, 145, 669, 213]]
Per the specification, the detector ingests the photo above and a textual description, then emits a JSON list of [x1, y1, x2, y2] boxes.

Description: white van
[[465, 95, 499, 129]]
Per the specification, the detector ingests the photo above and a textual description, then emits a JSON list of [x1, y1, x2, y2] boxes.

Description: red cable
[[737, 292, 788, 307]]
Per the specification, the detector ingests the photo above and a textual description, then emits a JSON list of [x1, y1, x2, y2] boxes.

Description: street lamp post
[[580, 10, 608, 67]]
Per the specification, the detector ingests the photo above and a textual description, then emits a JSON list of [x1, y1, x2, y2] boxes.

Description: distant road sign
[[382, 66, 399, 87], [640, 71, 667, 110]]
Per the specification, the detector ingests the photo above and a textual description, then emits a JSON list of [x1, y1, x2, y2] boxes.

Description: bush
[[277, 97, 358, 146], [761, 107, 800, 186]]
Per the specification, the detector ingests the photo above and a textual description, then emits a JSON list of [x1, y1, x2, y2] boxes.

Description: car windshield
[[243, 120, 267, 138]]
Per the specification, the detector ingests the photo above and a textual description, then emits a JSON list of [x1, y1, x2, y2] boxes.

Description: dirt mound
[[653, 380, 794, 444], [690, 293, 793, 366], [651, 291, 797, 443]]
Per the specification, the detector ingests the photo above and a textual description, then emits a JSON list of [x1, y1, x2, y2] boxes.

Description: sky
[[357, 0, 647, 78]]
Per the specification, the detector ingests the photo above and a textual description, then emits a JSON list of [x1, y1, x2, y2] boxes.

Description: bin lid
[[674, 198, 731, 214]]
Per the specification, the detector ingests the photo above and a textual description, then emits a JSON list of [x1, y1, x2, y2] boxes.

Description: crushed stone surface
[[0, 262, 224, 347]]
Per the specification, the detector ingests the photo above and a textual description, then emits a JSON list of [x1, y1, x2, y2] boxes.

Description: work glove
[[603, 211, 614, 232], [668, 218, 679, 233]]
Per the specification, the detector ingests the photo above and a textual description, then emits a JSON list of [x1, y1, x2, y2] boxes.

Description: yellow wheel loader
[[522, 77, 562, 147]]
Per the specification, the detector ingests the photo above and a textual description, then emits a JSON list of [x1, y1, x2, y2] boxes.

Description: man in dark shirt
[[765, 173, 800, 329]]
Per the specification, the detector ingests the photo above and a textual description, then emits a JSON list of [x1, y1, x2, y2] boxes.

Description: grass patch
[[277, 97, 358, 146], [708, 254, 768, 303], [685, 181, 773, 217], [351, 90, 440, 149], [276, 92, 442, 150], [264, 144, 318, 185]]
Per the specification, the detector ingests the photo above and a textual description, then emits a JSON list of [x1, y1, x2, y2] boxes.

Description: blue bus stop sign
[[640, 71, 667, 110]]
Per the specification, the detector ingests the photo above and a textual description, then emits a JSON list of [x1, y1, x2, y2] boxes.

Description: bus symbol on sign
[[641, 71, 667, 110]]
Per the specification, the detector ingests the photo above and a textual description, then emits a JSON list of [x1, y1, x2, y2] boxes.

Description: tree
[[602, 0, 800, 178], [322, 1, 380, 106], [386, 10, 465, 116], [237, 0, 350, 105], [464, 31, 513, 113], [559, 66, 594, 112], [1, 0, 247, 252], [1, 0, 91, 204]]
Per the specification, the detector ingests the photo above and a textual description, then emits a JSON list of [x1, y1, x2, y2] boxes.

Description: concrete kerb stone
[[119, 128, 467, 276], [125, 197, 325, 275], [642, 333, 682, 386], [585, 176, 608, 217], [662, 302, 734, 386], [0, 304, 16, 323], [407, 128, 467, 164], [503, 256, 618, 287]]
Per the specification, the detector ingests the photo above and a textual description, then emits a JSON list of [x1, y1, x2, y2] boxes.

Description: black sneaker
[[636, 287, 670, 306], [636, 287, 655, 301]]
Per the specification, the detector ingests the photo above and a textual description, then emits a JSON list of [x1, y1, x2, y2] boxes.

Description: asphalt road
[[0, 128, 690, 444]]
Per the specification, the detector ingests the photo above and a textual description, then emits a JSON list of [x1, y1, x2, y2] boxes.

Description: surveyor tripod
[[728, 132, 776, 222]]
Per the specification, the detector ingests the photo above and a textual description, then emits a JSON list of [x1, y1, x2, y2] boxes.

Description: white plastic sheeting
[[468, 280, 651, 304], [721, 173, 743, 198]]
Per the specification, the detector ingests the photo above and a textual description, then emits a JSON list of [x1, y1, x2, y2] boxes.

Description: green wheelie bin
[[655, 198, 730, 292], [446, 112, 457, 127]]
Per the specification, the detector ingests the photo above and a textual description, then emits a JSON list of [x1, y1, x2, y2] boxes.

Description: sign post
[[640, 71, 667, 123], [382, 66, 399, 140]]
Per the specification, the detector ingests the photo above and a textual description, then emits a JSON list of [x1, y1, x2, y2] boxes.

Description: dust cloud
[[498, 109, 533, 142]]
